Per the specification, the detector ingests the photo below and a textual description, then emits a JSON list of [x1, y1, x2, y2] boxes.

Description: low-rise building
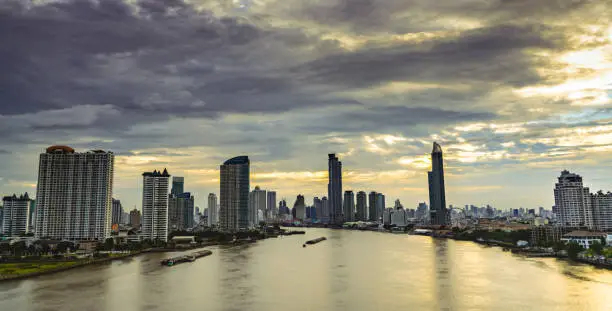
[[561, 231, 608, 249]]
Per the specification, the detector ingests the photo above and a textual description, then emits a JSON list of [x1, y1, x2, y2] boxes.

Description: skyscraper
[[169, 192, 195, 231], [313, 197, 322, 222], [416, 202, 428, 221], [591, 191, 612, 231], [112, 199, 123, 226], [249, 186, 267, 226], [328, 154, 343, 225], [368, 191, 378, 221], [35, 146, 114, 240], [129, 209, 141, 228], [142, 169, 170, 242], [293, 194, 306, 221], [267, 191, 277, 220], [2, 193, 32, 237], [554, 170, 592, 228], [343, 191, 355, 222], [207, 193, 218, 227], [171, 176, 184, 197], [321, 196, 330, 223], [376, 193, 386, 220], [219, 156, 250, 231], [428, 142, 448, 226], [356, 191, 367, 221]]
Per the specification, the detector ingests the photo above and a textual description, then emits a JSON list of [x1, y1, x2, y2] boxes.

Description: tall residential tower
[[328, 154, 343, 225], [428, 142, 448, 226], [142, 169, 170, 242], [219, 156, 250, 231]]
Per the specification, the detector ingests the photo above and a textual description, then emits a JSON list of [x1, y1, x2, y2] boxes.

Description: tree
[[567, 242, 584, 259], [552, 241, 566, 252], [590, 241, 604, 255], [104, 238, 115, 251]]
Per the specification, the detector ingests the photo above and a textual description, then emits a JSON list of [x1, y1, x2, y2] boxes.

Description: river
[[1, 228, 611, 311]]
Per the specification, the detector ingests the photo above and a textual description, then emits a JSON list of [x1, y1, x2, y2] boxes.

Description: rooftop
[[142, 168, 170, 177], [2, 193, 30, 201], [563, 231, 607, 238], [223, 156, 249, 165], [432, 142, 443, 153]]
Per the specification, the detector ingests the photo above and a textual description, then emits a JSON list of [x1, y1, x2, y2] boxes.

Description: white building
[[207, 193, 218, 227], [591, 191, 612, 231], [554, 170, 593, 228], [142, 169, 170, 242], [2, 193, 32, 237], [249, 186, 267, 225], [35, 146, 114, 241], [561, 231, 609, 249]]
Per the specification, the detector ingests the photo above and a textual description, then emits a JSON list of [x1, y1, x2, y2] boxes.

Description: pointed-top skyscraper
[[428, 142, 448, 226], [328, 153, 343, 225]]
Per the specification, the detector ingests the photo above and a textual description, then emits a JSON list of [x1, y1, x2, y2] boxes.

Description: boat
[[303, 237, 327, 247], [160, 250, 213, 266]]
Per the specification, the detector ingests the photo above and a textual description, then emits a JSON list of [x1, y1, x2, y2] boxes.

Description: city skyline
[[1, 0, 611, 213]]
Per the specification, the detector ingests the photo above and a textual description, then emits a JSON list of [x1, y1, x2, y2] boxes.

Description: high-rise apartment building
[[428, 142, 448, 226], [129, 209, 141, 227], [590, 191, 612, 231], [112, 199, 123, 226], [169, 192, 195, 231], [554, 170, 592, 228], [249, 186, 267, 225], [356, 191, 367, 221], [368, 191, 378, 221], [267, 191, 277, 220], [142, 169, 170, 242], [343, 191, 355, 222], [2, 193, 32, 237], [35, 146, 114, 240], [376, 193, 386, 220], [207, 193, 218, 227], [321, 196, 330, 223], [171, 177, 184, 197], [293, 194, 306, 221], [313, 197, 322, 222], [328, 154, 343, 225], [219, 156, 250, 231]]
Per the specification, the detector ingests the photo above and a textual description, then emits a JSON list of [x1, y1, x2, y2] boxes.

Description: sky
[[0, 0, 611, 212]]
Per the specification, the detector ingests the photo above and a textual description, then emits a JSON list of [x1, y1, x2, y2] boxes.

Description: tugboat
[[303, 237, 327, 247]]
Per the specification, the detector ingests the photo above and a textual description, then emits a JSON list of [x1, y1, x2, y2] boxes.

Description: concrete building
[[112, 199, 123, 226], [313, 197, 322, 222], [35, 146, 114, 240], [129, 209, 141, 228], [343, 191, 355, 222], [591, 191, 612, 231], [29, 200, 36, 233], [267, 191, 277, 220], [168, 192, 195, 232], [356, 191, 367, 221], [171, 177, 184, 197], [554, 170, 593, 228], [249, 186, 267, 226], [368, 192, 378, 222], [561, 231, 609, 249], [219, 156, 250, 232], [142, 169, 170, 242], [328, 154, 343, 225], [293, 195, 306, 221], [2, 193, 32, 237], [207, 193, 218, 227], [428, 142, 448, 226], [376, 193, 386, 221], [321, 196, 330, 223]]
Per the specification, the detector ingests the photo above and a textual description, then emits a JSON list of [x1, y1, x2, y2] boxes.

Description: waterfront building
[[416, 202, 428, 221], [249, 186, 267, 226], [171, 177, 184, 197], [35, 146, 114, 241], [328, 154, 343, 225], [219, 156, 250, 232], [142, 169, 170, 242], [313, 197, 323, 222], [356, 191, 367, 221], [293, 195, 306, 221], [561, 231, 609, 249], [343, 191, 355, 222], [207, 193, 218, 226], [428, 142, 448, 226], [2, 193, 32, 237], [554, 170, 593, 228], [129, 209, 141, 228], [267, 191, 277, 220], [321, 196, 330, 223], [112, 199, 123, 226], [376, 193, 386, 221], [368, 192, 377, 222], [169, 192, 195, 231], [591, 191, 612, 231], [391, 207, 408, 227]]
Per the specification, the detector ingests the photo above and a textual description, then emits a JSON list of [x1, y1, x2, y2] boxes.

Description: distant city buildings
[[267, 191, 277, 220], [591, 191, 612, 231], [129, 209, 141, 228], [428, 142, 448, 226], [2, 193, 32, 237], [249, 186, 267, 226], [313, 197, 322, 222], [343, 191, 355, 222], [168, 176, 195, 232], [416, 202, 428, 222], [142, 169, 170, 242], [35, 146, 114, 241], [219, 156, 250, 231], [171, 176, 184, 197], [207, 193, 218, 227], [356, 191, 367, 221], [293, 195, 306, 221], [112, 199, 123, 226], [368, 192, 377, 221], [328, 154, 343, 225], [376, 193, 386, 221]]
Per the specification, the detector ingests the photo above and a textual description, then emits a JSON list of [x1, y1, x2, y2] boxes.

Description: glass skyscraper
[[219, 156, 250, 231], [428, 142, 448, 226], [328, 154, 343, 225]]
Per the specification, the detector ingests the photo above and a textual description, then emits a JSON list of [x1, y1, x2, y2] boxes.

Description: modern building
[[267, 191, 277, 220], [142, 169, 170, 242], [35, 146, 114, 240], [249, 186, 267, 226], [591, 191, 612, 231], [112, 199, 123, 226], [561, 231, 609, 249], [313, 197, 322, 222], [28, 200, 36, 232], [2, 193, 32, 237], [554, 170, 593, 228], [343, 191, 355, 222], [171, 176, 184, 197], [428, 142, 448, 226], [219, 156, 250, 231], [293, 195, 306, 221], [328, 154, 343, 225], [168, 192, 195, 232], [279, 199, 289, 215], [321, 196, 330, 223], [356, 191, 367, 221], [129, 209, 141, 228], [207, 193, 218, 227], [368, 191, 378, 222], [376, 193, 386, 221]]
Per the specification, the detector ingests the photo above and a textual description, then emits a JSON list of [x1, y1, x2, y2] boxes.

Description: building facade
[[35, 146, 114, 240], [171, 177, 184, 197], [293, 195, 306, 221], [267, 191, 277, 220], [356, 191, 367, 221], [328, 154, 343, 225], [112, 199, 123, 226], [591, 191, 612, 231], [207, 193, 218, 227], [142, 169, 170, 242], [249, 186, 267, 226], [343, 191, 355, 222], [554, 170, 593, 228], [219, 156, 250, 231], [428, 142, 448, 226], [168, 192, 195, 232], [368, 191, 378, 222], [376, 193, 386, 221], [2, 193, 32, 237], [129, 209, 141, 228]]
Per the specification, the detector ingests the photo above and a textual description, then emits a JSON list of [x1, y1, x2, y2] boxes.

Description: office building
[[293, 195, 306, 221], [171, 176, 184, 197], [328, 153, 343, 225], [343, 191, 355, 222], [35, 146, 114, 240], [554, 170, 593, 228], [368, 191, 378, 221], [416, 202, 428, 221], [428, 142, 448, 226], [313, 197, 322, 222], [249, 186, 267, 225], [2, 193, 32, 237], [267, 191, 277, 220], [112, 199, 123, 226], [376, 193, 386, 220], [142, 169, 170, 242], [219, 156, 250, 231], [129, 209, 141, 227], [321, 196, 330, 223], [279, 199, 289, 215], [207, 193, 218, 226], [356, 191, 367, 221], [169, 192, 195, 231]]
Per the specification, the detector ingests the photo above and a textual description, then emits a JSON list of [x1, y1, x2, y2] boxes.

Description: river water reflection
[[1, 228, 611, 311]]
